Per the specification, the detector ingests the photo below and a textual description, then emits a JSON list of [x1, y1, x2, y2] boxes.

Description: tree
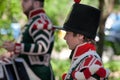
[[97, 0, 120, 57]]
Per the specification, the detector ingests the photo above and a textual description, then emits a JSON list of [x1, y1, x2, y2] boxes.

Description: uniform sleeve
[[14, 17, 54, 55], [71, 55, 110, 80], [71, 65, 110, 80]]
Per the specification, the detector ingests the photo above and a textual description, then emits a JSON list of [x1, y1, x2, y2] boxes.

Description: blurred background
[[0, 0, 120, 80]]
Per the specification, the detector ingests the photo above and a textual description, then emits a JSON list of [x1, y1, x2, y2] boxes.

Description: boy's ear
[[78, 34, 84, 40]]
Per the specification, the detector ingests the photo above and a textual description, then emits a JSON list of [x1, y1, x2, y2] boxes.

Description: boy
[[61, 0, 110, 80]]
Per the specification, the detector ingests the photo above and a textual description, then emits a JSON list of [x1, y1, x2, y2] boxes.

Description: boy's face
[[64, 31, 84, 50]]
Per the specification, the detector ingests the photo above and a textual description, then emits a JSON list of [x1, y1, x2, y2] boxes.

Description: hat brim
[[53, 26, 65, 30]]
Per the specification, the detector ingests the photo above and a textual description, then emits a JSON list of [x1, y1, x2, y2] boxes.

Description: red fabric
[[96, 67, 106, 78], [14, 43, 21, 54], [71, 71, 77, 79], [32, 24, 38, 30], [38, 19, 42, 23], [52, 26, 56, 30], [74, 43, 96, 57], [83, 68, 91, 79], [83, 55, 93, 66], [74, 0, 81, 3], [29, 9, 45, 18], [43, 20, 49, 29], [95, 60, 102, 66], [62, 73, 67, 80]]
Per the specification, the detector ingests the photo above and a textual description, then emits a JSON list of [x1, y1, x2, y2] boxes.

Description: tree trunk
[[97, 0, 115, 57]]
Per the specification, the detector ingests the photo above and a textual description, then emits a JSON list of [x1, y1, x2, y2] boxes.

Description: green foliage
[[0, 0, 22, 54], [51, 59, 70, 80], [0, 19, 10, 28], [112, 43, 120, 55], [45, 0, 71, 25], [0, 0, 22, 32], [0, 19, 13, 47], [54, 30, 67, 52], [114, 0, 120, 11], [0, 0, 22, 21], [109, 78, 120, 80], [104, 40, 120, 55], [104, 60, 120, 72], [81, 0, 99, 8], [10, 0, 23, 22], [104, 60, 120, 80], [0, 0, 8, 17]]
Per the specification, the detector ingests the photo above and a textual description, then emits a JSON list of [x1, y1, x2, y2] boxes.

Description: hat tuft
[[74, 0, 81, 3]]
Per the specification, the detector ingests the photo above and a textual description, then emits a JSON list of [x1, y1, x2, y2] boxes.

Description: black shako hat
[[63, 2, 101, 39]]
